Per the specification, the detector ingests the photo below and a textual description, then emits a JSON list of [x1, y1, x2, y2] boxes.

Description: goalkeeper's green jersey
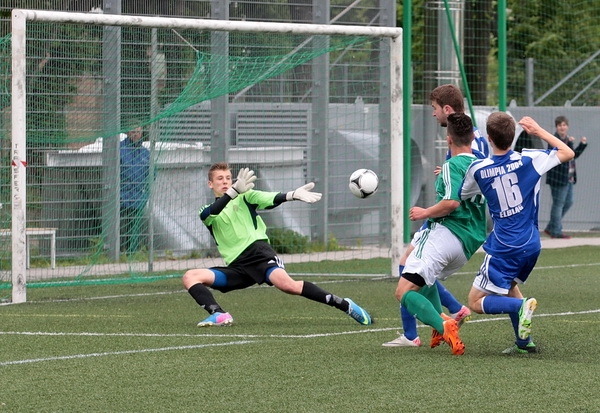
[[430, 153, 487, 259], [200, 189, 281, 265]]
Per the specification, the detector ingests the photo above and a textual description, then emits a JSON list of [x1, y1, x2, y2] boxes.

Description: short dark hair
[[429, 84, 465, 113], [486, 112, 515, 151], [208, 162, 230, 181], [446, 113, 474, 147], [555, 115, 569, 127]]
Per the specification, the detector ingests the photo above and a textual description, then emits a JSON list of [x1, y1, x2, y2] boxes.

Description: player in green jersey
[[182, 162, 372, 327], [392, 113, 487, 355]]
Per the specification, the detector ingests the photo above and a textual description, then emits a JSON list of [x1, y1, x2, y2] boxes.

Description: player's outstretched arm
[[518, 116, 575, 163], [286, 182, 322, 203]]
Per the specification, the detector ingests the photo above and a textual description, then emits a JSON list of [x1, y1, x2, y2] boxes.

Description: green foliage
[[401, 0, 600, 106], [308, 233, 345, 252], [506, 0, 600, 105], [267, 227, 310, 254]]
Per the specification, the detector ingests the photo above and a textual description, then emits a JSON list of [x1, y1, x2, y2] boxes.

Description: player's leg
[[469, 253, 525, 314], [182, 267, 238, 327], [503, 284, 537, 354], [383, 262, 422, 346], [435, 281, 471, 325], [400, 276, 464, 355], [385, 229, 427, 347], [398, 243, 420, 341], [268, 267, 372, 325], [395, 227, 425, 340], [398, 276, 442, 331], [470, 253, 539, 347]]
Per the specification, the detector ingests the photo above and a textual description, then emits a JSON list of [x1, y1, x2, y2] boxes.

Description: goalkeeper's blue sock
[[481, 295, 522, 314], [436, 280, 462, 314]]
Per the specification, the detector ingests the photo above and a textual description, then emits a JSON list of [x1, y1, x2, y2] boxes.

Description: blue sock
[[436, 280, 462, 314], [400, 304, 419, 340], [509, 312, 533, 347], [481, 295, 523, 314], [398, 264, 418, 340]]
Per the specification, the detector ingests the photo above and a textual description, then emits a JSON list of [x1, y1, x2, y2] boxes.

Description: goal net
[[2, 10, 402, 302]]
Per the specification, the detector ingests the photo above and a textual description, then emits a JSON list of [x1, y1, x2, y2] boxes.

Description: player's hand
[[581, 136, 587, 144], [226, 167, 256, 198], [286, 182, 322, 203], [434, 166, 442, 176], [409, 206, 427, 221], [518, 116, 542, 135]]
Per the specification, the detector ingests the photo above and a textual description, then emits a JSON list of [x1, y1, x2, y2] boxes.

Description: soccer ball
[[349, 169, 379, 199]]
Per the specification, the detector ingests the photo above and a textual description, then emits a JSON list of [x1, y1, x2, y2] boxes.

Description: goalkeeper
[[182, 162, 372, 327]]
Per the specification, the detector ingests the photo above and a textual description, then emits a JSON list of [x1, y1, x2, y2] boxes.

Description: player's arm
[[519, 116, 575, 163], [409, 200, 459, 221], [200, 196, 231, 220], [265, 182, 322, 210]]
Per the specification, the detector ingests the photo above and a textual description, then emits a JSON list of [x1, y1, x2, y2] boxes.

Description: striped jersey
[[460, 148, 562, 257]]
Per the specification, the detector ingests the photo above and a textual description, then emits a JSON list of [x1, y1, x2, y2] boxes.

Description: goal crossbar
[[12, 9, 402, 38]]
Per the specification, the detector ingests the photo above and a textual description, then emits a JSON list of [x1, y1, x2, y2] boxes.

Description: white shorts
[[410, 222, 428, 248], [403, 222, 467, 286]]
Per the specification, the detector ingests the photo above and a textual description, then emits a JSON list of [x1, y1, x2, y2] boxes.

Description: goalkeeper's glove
[[226, 167, 256, 199], [286, 182, 322, 204]]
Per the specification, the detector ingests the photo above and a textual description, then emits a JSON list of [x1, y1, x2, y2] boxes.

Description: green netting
[[0, 21, 389, 293]]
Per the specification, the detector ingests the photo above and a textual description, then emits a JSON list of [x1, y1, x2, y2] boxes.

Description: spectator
[[544, 116, 587, 239], [120, 122, 151, 254]]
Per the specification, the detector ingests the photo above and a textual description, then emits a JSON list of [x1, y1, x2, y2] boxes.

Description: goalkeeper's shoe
[[441, 313, 465, 355], [502, 341, 537, 355], [382, 334, 422, 347], [197, 312, 233, 327], [345, 298, 372, 325], [450, 305, 472, 328], [518, 297, 537, 340]]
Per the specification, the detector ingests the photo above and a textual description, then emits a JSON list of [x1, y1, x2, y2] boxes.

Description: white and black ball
[[349, 168, 379, 199]]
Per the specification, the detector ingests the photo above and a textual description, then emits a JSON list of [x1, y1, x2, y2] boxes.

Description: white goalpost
[[9, 9, 403, 303]]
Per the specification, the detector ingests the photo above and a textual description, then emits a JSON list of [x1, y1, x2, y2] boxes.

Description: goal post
[[8, 9, 403, 303]]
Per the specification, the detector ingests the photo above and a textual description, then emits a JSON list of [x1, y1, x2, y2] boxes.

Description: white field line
[[1, 308, 598, 366], [0, 341, 255, 366]]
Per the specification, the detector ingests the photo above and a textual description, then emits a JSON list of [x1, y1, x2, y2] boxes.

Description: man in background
[[544, 115, 587, 239]]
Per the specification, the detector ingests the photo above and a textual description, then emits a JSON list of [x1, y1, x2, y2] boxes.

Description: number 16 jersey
[[459, 148, 562, 257]]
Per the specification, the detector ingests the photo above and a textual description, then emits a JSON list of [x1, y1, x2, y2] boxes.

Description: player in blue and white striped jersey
[[459, 113, 574, 354]]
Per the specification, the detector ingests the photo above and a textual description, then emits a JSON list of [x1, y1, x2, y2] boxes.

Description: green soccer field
[[1, 246, 599, 412]]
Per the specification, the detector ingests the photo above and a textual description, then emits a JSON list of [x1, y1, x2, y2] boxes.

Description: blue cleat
[[197, 312, 233, 327], [345, 298, 372, 325]]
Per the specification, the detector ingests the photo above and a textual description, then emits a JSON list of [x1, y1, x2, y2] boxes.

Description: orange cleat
[[442, 313, 465, 355], [430, 329, 444, 348]]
